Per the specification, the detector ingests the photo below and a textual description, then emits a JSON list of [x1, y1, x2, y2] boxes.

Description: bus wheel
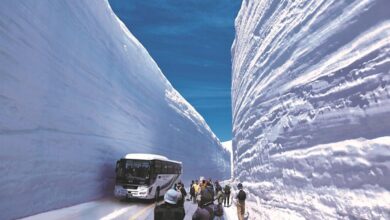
[[155, 187, 160, 202]]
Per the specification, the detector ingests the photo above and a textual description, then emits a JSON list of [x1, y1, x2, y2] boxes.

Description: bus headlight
[[138, 186, 148, 192]]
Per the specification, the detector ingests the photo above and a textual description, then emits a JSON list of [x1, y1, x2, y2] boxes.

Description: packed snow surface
[[232, 0, 390, 219], [0, 1, 229, 219]]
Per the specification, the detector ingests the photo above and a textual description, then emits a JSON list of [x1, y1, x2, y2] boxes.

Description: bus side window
[[167, 163, 173, 173], [162, 162, 168, 174], [155, 161, 161, 173]]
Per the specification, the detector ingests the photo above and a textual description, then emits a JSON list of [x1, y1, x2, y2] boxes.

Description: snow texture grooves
[[0, 1, 230, 219], [232, 0, 390, 219]]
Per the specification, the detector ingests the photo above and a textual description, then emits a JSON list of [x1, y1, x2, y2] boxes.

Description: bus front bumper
[[114, 185, 150, 198]]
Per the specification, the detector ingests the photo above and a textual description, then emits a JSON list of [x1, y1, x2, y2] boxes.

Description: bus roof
[[123, 153, 181, 164]]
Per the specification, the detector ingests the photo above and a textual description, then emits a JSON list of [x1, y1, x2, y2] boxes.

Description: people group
[[154, 177, 247, 220]]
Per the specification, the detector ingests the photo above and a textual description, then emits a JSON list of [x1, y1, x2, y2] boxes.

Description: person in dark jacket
[[190, 180, 196, 202], [192, 188, 214, 220], [177, 182, 187, 207], [206, 181, 214, 200], [154, 189, 185, 220], [214, 180, 220, 195], [234, 183, 246, 220], [223, 184, 231, 207]]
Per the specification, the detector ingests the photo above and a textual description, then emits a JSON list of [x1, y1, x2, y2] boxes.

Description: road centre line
[[129, 203, 158, 220], [100, 207, 132, 220]]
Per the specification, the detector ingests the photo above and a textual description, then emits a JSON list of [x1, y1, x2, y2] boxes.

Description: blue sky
[[109, 0, 241, 141]]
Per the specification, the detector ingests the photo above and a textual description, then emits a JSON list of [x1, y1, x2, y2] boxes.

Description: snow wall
[[0, 1, 230, 219], [232, 0, 390, 219]]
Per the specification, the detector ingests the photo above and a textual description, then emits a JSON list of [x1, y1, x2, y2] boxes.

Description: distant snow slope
[[0, 1, 229, 219], [232, 0, 390, 219]]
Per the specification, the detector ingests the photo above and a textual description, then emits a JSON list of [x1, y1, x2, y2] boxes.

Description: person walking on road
[[177, 182, 187, 207], [154, 189, 185, 220], [216, 186, 225, 205], [190, 180, 195, 202], [214, 180, 220, 195], [223, 184, 231, 207], [214, 185, 224, 219], [234, 183, 247, 220]]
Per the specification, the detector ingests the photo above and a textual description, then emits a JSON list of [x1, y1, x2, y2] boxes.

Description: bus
[[114, 153, 182, 200]]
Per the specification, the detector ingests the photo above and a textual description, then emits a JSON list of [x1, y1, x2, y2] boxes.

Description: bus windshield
[[117, 159, 150, 181]]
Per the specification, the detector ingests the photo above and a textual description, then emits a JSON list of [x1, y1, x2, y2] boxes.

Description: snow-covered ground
[[232, 0, 390, 219], [0, 1, 229, 219]]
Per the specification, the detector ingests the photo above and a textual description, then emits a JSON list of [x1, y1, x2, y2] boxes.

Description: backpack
[[224, 185, 231, 194], [237, 189, 246, 201], [214, 204, 223, 217], [190, 186, 195, 196]]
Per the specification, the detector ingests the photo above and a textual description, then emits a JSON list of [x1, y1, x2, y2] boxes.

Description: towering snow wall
[[232, 0, 390, 219], [0, 1, 230, 219]]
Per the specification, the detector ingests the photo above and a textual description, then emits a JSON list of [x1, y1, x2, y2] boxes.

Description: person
[[209, 178, 214, 187], [214, 180, 220, 195], [194, 180, 200, 191], [214, 186, 224, 218], [234, 183, 246, 220], [154, 189, 185, 220], [177, 182, 187, 207], [223, 184, 231, 207], [206, 181, 215, 200], [192, 186, 214, 220], [201, 179, 207, 191], [215, 186, 224, 205], [194, 180, 201, 203], [190, 180, 196, 202]]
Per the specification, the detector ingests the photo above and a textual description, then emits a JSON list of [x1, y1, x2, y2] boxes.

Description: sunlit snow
[[232, 0, 390, 219]]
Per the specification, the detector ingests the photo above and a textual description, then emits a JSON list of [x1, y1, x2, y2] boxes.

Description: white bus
[[114, 153, 182, 200]]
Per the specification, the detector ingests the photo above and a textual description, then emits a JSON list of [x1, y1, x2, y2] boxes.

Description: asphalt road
[[21, 197, 203, 220]]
